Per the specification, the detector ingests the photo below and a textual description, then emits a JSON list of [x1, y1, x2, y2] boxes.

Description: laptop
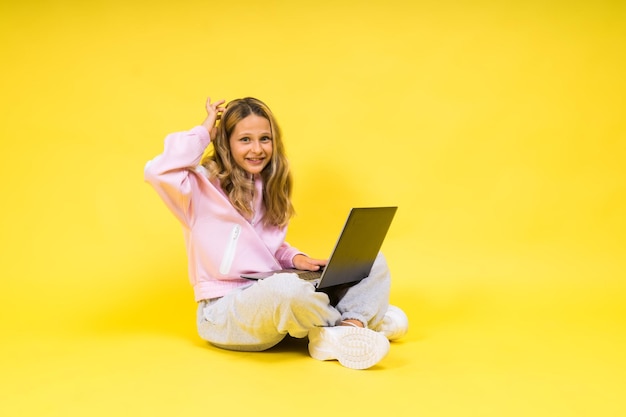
[[241, 207, 397, 290]]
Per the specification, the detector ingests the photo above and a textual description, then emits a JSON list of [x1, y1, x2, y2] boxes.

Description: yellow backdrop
[[1, 1, 624, 416]]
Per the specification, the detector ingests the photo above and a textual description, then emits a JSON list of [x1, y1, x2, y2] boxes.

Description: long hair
[[201, 97, 294, 227]]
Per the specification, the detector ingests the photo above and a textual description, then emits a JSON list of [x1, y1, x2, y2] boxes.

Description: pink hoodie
[[144, 126, 303, 301]]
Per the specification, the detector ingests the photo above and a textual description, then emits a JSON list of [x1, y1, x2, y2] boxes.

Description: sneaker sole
[[309, 327, 390, 370]]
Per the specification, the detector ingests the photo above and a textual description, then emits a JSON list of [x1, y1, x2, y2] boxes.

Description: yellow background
[[1, 1, 625, 416]]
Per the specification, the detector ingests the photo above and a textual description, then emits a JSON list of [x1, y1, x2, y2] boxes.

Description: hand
[[293, 254, 327, 271], [201, 97, 226, 138]]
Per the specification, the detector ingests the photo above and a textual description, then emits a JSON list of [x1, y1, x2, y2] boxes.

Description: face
[[229, 114, 273, 175]]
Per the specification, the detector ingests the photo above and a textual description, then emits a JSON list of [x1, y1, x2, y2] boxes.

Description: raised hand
[[201, 97, 226, 138]]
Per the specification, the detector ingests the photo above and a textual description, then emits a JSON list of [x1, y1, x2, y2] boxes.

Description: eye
[[239, 137, 250, 142], [261, 136, 272, 142]]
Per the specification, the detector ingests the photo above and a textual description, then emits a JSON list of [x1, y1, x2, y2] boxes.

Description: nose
[[251, 140, 262, 154]]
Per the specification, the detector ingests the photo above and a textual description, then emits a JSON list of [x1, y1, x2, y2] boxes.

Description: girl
[[144, 97, 408, 369]]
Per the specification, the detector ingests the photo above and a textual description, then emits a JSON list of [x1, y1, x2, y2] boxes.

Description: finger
[[305, 262, 321, 271], [210, 100, 225, 110], [206, 97, 225, 111], [306, 260, 326, 270]]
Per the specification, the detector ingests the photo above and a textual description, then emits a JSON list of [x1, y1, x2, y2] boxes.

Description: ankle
[[340, 319, 364, 328]]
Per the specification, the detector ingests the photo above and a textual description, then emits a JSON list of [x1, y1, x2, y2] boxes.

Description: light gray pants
[[197, 252, 391, 351]]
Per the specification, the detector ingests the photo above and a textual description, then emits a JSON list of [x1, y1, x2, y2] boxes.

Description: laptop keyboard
[[296, 270, 322, 281]]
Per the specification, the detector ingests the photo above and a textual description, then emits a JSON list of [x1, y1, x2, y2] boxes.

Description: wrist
[[292, 254, 306, 268], [201, 118, 212, 132]]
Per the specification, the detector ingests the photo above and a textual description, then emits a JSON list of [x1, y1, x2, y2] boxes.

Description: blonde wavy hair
[[201, 97, 294, 227]]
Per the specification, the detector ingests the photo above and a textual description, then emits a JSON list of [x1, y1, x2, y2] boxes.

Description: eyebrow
[[234, 131, 272, 137]]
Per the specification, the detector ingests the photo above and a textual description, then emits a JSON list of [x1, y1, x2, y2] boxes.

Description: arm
[[144, 97, 225, 225]]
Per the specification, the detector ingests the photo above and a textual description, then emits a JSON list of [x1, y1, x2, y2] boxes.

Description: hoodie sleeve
[[144, 126, 211, 227], [275, 241, 306, 269]]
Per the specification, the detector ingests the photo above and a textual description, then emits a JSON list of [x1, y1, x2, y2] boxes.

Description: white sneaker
[[379, 305, 409, 341], [308, 325, 390, 370]]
